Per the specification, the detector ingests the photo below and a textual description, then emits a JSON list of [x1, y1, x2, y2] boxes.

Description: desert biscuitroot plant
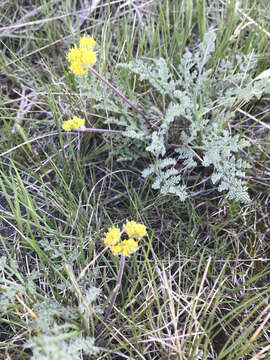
[[63, 32, 270, 203], [96, 220, 147, 335]]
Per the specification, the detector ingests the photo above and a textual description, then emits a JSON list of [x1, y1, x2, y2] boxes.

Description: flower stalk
[[96, 220, 147, 337], [62, 116, 123, 133], [103, 254, 126, 323], [88, 67, 152, 128]]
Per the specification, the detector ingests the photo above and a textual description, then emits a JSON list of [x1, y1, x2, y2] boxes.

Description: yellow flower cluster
[[103, 221, 147, 257], [110, 238, 139, 257], [67, 36, 97, 75], [124, 221, 147, 239], [103, 227, 121, 246], [62, 116, 85, 131]]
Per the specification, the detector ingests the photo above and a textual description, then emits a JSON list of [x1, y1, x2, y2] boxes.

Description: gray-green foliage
[[26, 334, 97, 360], [0, 257, 101, 359], [77, 73, 149, 162], [76, 31, 270, 203]]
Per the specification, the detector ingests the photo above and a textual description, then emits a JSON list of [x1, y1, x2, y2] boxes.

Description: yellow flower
[[80, 36, 96, 49], [103, 227, 121, 246], [69, 61, 85, 75], [110, 238, 138, 257], [62, 116, 85, 131], [72, 116, 85, 128], [66, 36, 97, 76], [67, 46, 81, 63], [110, 243, 122, 254], [102, 221, 146, 256], [62, 121, 72, 131], [81, 48, 97, 66], [124, 221, 147, 240], [120, 239, 138, 256]]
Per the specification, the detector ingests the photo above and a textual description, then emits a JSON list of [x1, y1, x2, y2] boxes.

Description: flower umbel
[[124, 221, 147, 240], [79, 36, 96, 49], [103, 227, 121, 246], [103, 221, 146, 257], [62, 116, 85, 131], [111, 238, 138, 257], [66, 36, 96, 75], [99, 220, 146, 333]]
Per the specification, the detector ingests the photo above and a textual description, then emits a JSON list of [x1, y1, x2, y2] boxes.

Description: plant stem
[[96, 255, 126, 338], [103, 254, 126, 323], [78, 127, 123, 134], [89, 67, 152, 128]]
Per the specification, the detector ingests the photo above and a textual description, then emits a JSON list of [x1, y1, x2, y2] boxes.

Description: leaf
[[254, 68, 270, 81]]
